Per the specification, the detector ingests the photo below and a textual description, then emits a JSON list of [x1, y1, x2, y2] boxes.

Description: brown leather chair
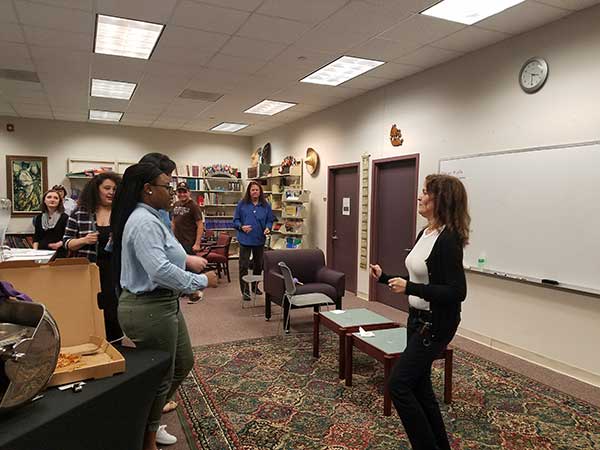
[[198, 232, 231, 282], [263, 249, 345, 328]]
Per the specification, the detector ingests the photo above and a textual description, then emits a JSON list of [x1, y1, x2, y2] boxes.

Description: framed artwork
[[5, 155, 48, 217]]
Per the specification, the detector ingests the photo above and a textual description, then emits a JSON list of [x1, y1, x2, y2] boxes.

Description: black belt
[[409, 307, 432, 321], [136, 288, 176, 297]]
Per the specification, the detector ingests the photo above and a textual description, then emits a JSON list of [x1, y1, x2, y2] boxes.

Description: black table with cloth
[[0, 346, 170, 450]]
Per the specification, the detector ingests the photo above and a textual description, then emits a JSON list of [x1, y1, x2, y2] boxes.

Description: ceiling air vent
[[178, 89, 223, 102], [0, 69, 40, 83]]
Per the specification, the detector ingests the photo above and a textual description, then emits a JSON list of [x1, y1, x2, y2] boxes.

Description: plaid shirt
[[63, 207, 98, 262]]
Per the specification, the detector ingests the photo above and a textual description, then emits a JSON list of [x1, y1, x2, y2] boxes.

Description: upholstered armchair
[[263, 249, 345, 327]]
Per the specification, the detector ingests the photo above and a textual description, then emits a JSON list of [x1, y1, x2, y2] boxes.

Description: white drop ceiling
[[0, 0, 598, 136]]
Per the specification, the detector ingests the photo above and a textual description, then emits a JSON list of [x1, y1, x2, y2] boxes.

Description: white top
[[63, 197, 77, 217], [405, 227, 442, 311]]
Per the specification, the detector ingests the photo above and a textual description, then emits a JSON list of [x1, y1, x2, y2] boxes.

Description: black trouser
[[239, 244, 264, 295], [96, 256, 123, 342], [388, 309, 459, 450]]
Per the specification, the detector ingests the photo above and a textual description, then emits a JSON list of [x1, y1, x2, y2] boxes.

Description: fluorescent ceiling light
[[94, 14, 164, 59], [300, 56, 385, 86], [91, 78, 137, 100], [210, 122, 248, 132], [89, 110, 123, 122], [421, 0, 526, 25], [245, 100, 297, 116]]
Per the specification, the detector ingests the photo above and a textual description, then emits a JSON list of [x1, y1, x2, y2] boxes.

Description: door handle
[[332, 235, 339, 240], [403, 248, 412, 252]]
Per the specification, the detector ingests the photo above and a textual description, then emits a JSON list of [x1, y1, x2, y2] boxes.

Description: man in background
[[172, 182, 206, 304]]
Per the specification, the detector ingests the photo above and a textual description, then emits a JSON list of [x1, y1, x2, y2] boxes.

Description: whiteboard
[[439, 141, 600, 294]]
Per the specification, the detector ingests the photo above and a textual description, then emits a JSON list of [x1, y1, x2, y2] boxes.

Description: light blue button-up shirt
[[120, 203, 207, 294]]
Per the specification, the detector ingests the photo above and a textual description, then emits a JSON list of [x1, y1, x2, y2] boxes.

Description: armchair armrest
[[264, 269, 285, 301], [315, 267, 345, 299]]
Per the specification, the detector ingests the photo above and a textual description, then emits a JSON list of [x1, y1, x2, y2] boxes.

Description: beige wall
[[253, 6, 600, 383], [0, 117, 252, 232]]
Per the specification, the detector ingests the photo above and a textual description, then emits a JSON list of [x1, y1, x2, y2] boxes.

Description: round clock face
[[519, 57, 549, 93]]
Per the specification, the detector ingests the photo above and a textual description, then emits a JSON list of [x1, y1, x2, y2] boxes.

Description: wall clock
[[519, 57, 549, 93]]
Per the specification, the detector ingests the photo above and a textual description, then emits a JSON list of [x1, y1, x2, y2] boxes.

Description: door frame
[[369, 154, 420, 302], [326, 162, 360, 291]]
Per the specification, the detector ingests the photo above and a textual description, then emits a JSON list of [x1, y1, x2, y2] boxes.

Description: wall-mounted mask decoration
[[390, 124, 404, 147]]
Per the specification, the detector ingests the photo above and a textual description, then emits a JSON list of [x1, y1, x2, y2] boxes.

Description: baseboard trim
[[458, 327, 600, 388], [356, 291, 369, 301]]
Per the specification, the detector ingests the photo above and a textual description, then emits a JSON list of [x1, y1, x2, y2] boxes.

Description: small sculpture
[[390, 124, 404, 147]]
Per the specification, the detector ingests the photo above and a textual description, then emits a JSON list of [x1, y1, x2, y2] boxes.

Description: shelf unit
[[251, 162, 308, 250], [66, 158, 135, 200]]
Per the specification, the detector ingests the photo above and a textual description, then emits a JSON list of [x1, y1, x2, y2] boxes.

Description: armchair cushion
[[295, 283, 337, 301], [315, 267, 345, 299]]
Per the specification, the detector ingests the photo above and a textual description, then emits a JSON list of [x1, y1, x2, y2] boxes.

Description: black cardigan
[[379, 227, 466, 339], [33, 213, 68, 251]]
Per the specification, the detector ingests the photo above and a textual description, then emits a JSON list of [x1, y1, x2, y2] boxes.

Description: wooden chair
[[198, 232, 231, 282]]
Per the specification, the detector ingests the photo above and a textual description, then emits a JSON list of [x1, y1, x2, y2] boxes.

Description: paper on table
[[359, 326, 375, 337], [331, 310, 345, 314]]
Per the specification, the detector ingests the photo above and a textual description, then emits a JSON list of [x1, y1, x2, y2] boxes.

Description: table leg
[[313, 313, 320, 358], [345, 334, 353, 386], [384, 357, 392, 416], [444, 348, 453, 404], [338, 332, 346, 379], [265, 294, 271, 321]]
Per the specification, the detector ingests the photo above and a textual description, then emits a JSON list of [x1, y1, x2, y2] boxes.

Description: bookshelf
[[251, 161, 308, 250]]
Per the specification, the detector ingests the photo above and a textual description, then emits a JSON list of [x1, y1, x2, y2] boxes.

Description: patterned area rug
[[177, 333, 600, 450]]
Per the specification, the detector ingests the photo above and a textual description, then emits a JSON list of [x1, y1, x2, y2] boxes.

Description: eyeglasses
[[152, 183, 174, 194]]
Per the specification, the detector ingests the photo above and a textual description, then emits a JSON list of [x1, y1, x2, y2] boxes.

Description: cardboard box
[[0, 258, 125, 386]]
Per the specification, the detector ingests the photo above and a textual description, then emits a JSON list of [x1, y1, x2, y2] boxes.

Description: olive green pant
[[118, 290, 193, 432]]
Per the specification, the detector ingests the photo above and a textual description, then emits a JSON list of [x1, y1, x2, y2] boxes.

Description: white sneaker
[[156, 425, 177, 445]]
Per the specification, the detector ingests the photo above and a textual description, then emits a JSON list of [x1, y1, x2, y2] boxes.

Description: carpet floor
[[175, 333, 600, 450]]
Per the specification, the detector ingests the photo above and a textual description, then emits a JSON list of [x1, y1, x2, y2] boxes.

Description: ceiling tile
[[30, 47, 90, 77], [257, 0, 347, 24], [0, 42, 35, 71], [349, 37, 423, 61], [126, 102, 169, 115], [0, 23, 25, 43], [207, 53, 266, 74], [366, 61, 423, 79], [0, 102, 17, 114], [122, 112, 161, 121], [194, 0, 263, 11], [534, 0, 600, 10], [23, 26, 92, 51], [91, 54, 147, 82], [15, 0, 93, 33], [220, 37, 287, 61], [380, 13, 465, 44], [152, 117, 188, 128], [27, 0, 93, 11], [432, 27, 511, 53], [157, 26, 230, 52], [295, 27, 372, 53], [171, 1, 250, 34], [47, 95, 88, 109], [97, 0, 178, 23], [341, 75, 392, 90], [359, 0, 440, 12], [187, 68, 247, 93], [0, 2, 18, 23], [477, 1, 570, 35], [236, 14, 312, 44], [394, 45, 463, 68], [53, 111, 87, 121], [13, 102, 53, 115], [271, 83, 359, 106], [318, 1, 413, 35], [151, 44, 213, 68], [1, 91, 48, 106]]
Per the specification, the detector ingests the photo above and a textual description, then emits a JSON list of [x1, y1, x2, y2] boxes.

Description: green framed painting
[[6, 155, 48, 217]]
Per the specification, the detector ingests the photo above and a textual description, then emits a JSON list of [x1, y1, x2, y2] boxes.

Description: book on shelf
[[204, 218, 235, 230], [191, 165, 200, 177]]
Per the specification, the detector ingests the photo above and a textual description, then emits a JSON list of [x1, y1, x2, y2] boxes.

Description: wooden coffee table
[[313, 308, 399, 379], [345, 327, 453, 416]]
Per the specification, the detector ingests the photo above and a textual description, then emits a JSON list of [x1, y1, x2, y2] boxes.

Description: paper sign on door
[[342, 197, 350, 216]]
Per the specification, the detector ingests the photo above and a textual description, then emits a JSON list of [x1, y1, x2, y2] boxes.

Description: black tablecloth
[[0, 346, 170, 450]]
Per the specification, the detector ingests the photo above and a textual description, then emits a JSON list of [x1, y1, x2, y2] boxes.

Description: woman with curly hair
[[63, 172, 122, 342], [370, 174, 470, 450]]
